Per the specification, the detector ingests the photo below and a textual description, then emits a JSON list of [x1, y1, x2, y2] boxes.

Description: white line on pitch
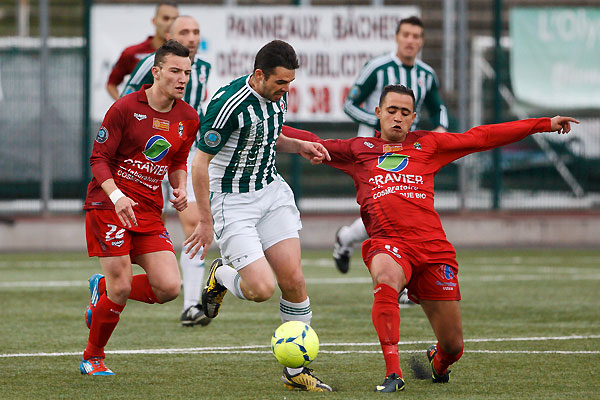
[[2, 349, 598, 358], [320, 350, 600, 355], [2, 335, 599, 358], [0, 280, 87, 288], [0, 260, 96, 269], [3, 273, 600, 289], [2, 256, 599, 270]]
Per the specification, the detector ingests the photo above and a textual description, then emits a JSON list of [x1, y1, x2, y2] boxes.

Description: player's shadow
[[408, 354, 430, 380]]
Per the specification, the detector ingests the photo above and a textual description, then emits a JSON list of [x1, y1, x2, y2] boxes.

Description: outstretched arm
[[281, 125, 323, 143], [276, 133, 331, 165], [550, 116, 579, 134], [433, 116, 579, 166]]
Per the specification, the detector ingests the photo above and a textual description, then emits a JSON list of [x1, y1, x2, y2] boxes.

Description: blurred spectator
[[105, 1, 179, 100]]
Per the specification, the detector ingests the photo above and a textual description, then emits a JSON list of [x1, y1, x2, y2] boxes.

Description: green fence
[[0, 38, 86, 213], [0, 37, 599, 216]]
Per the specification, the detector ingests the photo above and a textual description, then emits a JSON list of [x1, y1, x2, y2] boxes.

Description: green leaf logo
[[377, 153, 409, 172], [143, 135, 171, 162]]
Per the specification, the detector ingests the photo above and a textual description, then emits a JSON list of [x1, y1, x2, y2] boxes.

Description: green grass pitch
[[1, 249, 599, 399]]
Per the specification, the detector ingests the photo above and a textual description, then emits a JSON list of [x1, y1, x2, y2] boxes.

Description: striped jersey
[[344, 52, 448, 131], [121, 53, 211, 125], [197, 74, 287, 193]]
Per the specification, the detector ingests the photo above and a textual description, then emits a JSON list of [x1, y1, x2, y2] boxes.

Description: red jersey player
[[283, 84, 578, 392], [81, 40, 198, 376], [105, 1, 179, 100]]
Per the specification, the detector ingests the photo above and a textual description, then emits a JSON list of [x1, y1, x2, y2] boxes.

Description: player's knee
[[247, 280, 276, 302], [156, 281, 181, 303], [372, 270, 400, 290], [109, 281, 132, 302]]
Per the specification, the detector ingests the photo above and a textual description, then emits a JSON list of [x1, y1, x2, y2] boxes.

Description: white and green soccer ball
[[271, 321, 319, 368]]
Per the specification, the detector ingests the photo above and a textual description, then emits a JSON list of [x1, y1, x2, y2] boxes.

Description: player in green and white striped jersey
[[185, 40, 333, 393], [123, 16, 212, 327], [196, 73, 284, 193], [336, 16, 449, 284], [344, 16, 448, 136]]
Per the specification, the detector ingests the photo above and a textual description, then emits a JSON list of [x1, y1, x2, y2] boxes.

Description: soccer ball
[[271, 321, 319, 368]]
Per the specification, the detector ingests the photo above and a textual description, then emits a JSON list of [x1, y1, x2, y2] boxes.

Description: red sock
[[84, 294, 124, 360], [433, 342, 464, 375], [372, 283, 402, 378], [128, 274, 160, 304]]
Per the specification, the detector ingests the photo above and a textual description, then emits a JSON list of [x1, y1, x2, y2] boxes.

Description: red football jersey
[[107, 36, 156, 87], [84, 85, 199, 219], [284, 118, 551, 242]]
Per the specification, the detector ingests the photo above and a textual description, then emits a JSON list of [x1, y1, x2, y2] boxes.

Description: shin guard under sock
[[84, 294, 124, 359], [372, 283, 402, 377]]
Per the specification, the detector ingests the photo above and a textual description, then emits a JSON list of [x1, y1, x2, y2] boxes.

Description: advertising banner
[[510, 8, 600, 109], [91, 5, 419, 122]]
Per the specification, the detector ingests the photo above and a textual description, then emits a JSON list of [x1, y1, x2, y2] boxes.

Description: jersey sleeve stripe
[[439, 105, 449, 128], [415, 59, 435, 75], [343, 99, 379, 126], [213, 87, 251, 130], [355, 53, 392, 85], [188, 63, 199, 111], [129, 55, 155, 85]]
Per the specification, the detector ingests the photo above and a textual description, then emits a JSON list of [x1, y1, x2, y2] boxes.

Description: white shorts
[[211, 177, 302, 270], [162, 147, 197, 213]]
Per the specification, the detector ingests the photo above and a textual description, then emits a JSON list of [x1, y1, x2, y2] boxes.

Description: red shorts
[[362, 237, 461, 303], [85, 209, 174, 259]]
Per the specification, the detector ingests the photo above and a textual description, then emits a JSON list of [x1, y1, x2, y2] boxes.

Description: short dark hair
[[156, 1, 178, 12], [395, 16, 424, 35], [154, 39, 189, 67], [253, 40, 299, 79], [379, 85, 416, 111]]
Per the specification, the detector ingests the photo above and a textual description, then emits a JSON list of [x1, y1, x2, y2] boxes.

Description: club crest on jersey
[[383, 144, 403, 152], [95, 127, 109, 143], [413, 142, 422, 150], [143, 135, 171, 162], [204, 130, 221, 147], [178, 122, 183, 137], [152, 118, 170, 131], [348, 85, 360, 100], [377, 153, 409, 172]]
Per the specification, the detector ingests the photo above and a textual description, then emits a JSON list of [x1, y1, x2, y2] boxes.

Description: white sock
[[280, 298, 312, 375], [280, 297, 312, 324], [215, 263, 246, 299], [286, 366, 304, 375], [339, 217, 368, 246], [180, 244, 205, 310]]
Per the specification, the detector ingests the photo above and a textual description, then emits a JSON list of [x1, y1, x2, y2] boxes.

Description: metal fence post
[[82, 0, 92, 200], [492, 0, 504, 210], [39, 0, 51, 215], [457, 0, 468, 211]]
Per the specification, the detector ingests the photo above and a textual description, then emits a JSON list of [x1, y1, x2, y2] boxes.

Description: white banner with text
[[91, 5, 419, 122]]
